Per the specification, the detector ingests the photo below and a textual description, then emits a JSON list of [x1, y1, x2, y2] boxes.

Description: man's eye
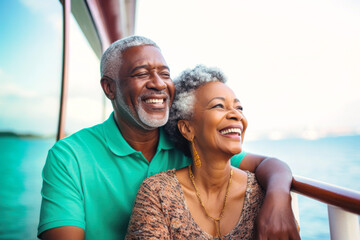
[[236, 106, 243, 111], [132, 72, 149, 78], [160, 72, 171, 78]]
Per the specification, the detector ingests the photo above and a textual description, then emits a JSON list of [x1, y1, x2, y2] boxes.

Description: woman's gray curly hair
[[164, 65, 227, 157]]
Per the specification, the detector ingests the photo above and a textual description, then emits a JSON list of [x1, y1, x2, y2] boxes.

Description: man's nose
[[146, 73, 167, 90]]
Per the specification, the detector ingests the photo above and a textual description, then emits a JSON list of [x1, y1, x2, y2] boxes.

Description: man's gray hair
[[100, 35, 159, 80], [164, 65, 227, 156]]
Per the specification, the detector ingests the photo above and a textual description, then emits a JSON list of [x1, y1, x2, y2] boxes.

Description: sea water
[[0, 137, 54, 240], [0, 135, 359, 239], [244, 135, 360, 239]]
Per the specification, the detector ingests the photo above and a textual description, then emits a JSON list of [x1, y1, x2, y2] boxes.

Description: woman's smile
[[218, 125, 243, 139]]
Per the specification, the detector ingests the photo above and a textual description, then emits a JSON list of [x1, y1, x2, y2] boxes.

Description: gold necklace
[[188, 164, 233, 239]]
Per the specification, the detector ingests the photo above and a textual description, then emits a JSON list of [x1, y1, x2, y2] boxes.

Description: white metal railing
[[290, 175, 360, 240], [328, 205, 360, 240]]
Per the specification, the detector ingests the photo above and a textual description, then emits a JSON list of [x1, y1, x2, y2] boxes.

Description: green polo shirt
[[38, 113, 246, 240]]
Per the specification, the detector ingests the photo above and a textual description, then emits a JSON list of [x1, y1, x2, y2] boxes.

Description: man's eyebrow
[[130, 65, 148, 74], [130, 65, 170, 74], [158, 65, 170, 71]]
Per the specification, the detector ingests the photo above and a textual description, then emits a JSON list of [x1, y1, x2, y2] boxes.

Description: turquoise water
[[0, 135, 359, 239], [244, 135, 360, 239], [0, 137, 54, 240]]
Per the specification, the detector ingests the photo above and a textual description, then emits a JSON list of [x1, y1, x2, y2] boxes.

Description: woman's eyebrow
[[207, 97, 225, 104], [207, 97, 241, 105]]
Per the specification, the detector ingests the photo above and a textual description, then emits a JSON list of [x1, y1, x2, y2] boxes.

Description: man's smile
[[140, 93, 169, 111]]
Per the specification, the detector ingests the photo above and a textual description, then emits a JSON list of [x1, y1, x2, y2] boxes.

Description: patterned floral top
[[126, 169, 264, 240]]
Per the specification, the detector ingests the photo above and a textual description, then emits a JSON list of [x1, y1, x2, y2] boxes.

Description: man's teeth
[[145, 99, 164, 104], [220, 128, 242, 135]]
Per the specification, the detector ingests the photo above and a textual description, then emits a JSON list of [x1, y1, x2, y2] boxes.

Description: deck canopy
[[69, 0, 137, 58], [57, 0, 137, 140]]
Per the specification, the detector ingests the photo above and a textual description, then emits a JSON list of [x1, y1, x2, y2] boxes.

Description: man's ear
[[100, 77, 116, 100], [177, 120, 194, 141]]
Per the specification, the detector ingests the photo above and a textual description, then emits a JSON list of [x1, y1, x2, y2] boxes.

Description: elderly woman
[[126, 65, 265, 239]]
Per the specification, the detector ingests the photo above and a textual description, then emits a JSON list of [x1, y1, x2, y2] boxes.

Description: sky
[[135, 0, 360, 140], [0, 0, 104, 136], [0, 0, 359, 140], [0, 0, 63, 135]]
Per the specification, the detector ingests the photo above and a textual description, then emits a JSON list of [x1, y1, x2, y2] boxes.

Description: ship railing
[[290, 175, 360, 240]]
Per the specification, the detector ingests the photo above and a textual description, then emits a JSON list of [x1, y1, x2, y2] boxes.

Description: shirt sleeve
[[38, 146, 85, 237], [230, 151, 247, 168], [126, 181, 171, 240]]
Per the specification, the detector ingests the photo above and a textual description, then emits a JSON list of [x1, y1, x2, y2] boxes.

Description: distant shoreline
[[246, 133, 360, 142], [1, 131, 359, 141], [0, 131, 54, 139]]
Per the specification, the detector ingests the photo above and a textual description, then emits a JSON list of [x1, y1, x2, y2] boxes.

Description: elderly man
[[38, 36, 300, 240]]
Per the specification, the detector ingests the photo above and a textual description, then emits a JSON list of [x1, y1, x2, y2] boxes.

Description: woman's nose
[[226, 108, 243, 121]]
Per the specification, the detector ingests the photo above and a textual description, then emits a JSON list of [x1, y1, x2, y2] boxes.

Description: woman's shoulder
[[144, 169, 176, 182], [245, 171, 256, 183], [137, 169, 185, 212], [231, 169, 264, 198], [244, 171, 265, 201], [231, 167, 250, 186], [141, 169, 178, 192]]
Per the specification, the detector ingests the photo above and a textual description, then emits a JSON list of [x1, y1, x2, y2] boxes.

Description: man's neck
[[114, 114, 159, 162]]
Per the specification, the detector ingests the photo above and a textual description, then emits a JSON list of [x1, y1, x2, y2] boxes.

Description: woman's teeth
[[220, 128, 242, 135]]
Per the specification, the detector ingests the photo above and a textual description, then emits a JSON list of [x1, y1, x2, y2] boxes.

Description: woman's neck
[[190, 153, 233, 195]]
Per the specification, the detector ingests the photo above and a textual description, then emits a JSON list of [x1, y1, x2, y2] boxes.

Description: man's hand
[[239, 154, 300, 239], [255, 191, 300, 240]]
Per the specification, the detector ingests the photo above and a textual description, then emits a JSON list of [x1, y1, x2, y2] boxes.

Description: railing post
[[57, 0, 70, 141], [291, 192, 300, 225], [328, 205, 360, 240]]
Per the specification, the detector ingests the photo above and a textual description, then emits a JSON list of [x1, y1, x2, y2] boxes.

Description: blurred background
[[0, 0, 359, 239]]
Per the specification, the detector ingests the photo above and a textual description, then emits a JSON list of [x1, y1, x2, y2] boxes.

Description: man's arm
[[40, 227, 84, 240], [239, 153, 300, 240], [38, 147, 85, 240]]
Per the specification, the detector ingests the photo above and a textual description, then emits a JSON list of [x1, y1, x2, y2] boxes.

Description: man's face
[[114, 45, 175, 130]]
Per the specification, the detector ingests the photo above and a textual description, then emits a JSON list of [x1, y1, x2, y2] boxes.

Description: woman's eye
[[236, 106, 243, 111], [212, 104, 224, 109]]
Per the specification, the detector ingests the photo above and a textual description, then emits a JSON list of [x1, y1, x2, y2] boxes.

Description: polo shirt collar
[[103, 112, 174, 156]]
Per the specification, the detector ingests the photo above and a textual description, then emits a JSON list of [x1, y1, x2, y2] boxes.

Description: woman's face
[[190, 81, 247, 157]]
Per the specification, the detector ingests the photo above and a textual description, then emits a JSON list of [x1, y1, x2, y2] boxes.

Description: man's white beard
[[114, 90, 170, 130], [136, 98, 170, 128]]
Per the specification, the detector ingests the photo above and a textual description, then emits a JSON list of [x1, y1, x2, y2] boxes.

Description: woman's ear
[[100, 77, 116, 100], [177, 120, 194, 141]]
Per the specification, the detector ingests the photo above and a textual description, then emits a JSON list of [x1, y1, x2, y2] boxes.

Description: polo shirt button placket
[[147, 168, 154, 177]]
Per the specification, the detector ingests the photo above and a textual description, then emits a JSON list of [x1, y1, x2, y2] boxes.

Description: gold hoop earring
[[191, 140, 201, 168]]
